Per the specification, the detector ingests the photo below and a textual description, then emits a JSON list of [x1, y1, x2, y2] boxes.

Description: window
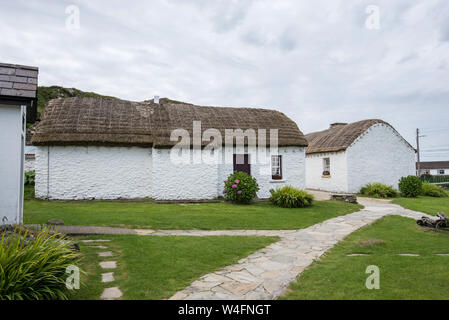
[[323, 158, 330, 176], [439, 170, 445, 175], [271, 155, 282, 180]]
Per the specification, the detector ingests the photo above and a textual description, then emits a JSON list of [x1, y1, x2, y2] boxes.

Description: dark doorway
[[233, 154, 251, 175]]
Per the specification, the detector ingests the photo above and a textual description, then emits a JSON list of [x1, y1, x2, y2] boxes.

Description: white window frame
[[271, 155, 282, 180], [323, 157, 331, 176]]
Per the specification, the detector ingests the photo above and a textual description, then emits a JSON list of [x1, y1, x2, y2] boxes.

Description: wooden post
[[416, 128, 420, 176]]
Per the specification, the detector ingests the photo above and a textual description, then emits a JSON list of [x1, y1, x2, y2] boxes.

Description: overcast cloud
[[1, 0, 448, 160]]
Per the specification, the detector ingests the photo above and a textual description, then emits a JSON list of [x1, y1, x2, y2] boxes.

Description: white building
[[305, 120, 416, 193], [0, 63, 38, 225], [32, 97, 308, 200], [24, 126, 37, 173], [417, 161, 449, 176]]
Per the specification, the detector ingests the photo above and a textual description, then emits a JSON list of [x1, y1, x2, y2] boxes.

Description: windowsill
[[269, 179, 286, 183], [321, 175, 331, 178]]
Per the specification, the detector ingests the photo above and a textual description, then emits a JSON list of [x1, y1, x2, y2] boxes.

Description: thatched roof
[[305, 119, 414, 154], [32, 97, 308, 148]]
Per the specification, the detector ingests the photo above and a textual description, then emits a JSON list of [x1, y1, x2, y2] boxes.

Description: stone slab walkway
[[168, 199, 433, 300]]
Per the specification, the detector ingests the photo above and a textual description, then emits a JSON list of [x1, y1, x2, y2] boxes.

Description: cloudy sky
[[1, 0, 448, 160]]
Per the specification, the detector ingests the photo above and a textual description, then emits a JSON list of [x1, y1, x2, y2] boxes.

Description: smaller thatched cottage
[[305, 120, 416, 193], [32, 97, 308, 200]]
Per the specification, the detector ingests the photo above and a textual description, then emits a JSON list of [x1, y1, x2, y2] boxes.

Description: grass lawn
[[70, 235, 278, 300], [23, 187, 362, 230], [393, 196, 449, 216], [281, 215, 449, 299]]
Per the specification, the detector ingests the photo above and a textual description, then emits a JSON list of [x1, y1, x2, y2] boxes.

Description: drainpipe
[[47, 146, 50, 199]]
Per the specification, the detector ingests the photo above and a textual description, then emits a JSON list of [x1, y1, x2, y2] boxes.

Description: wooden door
[[233, 154, 251, 175]]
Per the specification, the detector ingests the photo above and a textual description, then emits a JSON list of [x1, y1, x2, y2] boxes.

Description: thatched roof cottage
[[32, 97, 308, 200], [305, 119, 416, 193]]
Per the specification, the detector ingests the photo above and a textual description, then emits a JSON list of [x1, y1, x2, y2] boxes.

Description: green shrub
[[359, 183, 398, 198], [421, 182, 448, 197], [24, 171, 35, 186], [223, 171, 259, 204], [269, 185, 314, 208], [398, 175, 422, 198], [0, 226, 81, 300]]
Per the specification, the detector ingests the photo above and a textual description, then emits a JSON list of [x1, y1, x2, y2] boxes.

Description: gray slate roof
[[0, 63, 38, 98]]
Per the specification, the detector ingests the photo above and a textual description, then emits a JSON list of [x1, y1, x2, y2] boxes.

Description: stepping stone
[[90, 245, 107, 249], [98, 251, 113, 257], [347, 254, 369, 256], [397, 254, 420, 256], [101, 272, 114, 283], [100, 261, 117, 269], [101, 287, 122, 300], [81, 239, 111, 243]]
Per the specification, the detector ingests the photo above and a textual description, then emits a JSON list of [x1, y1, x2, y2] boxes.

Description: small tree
[[398, 175, 422, 198], [223, 171, 259, 204]]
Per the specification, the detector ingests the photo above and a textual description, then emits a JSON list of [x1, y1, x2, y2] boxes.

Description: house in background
[[417, 161, 449, 176], [0, 63, 38, 225], [32, 97, 308, 200], [305, 119, 416, 193], [24, 125, 37, 173]]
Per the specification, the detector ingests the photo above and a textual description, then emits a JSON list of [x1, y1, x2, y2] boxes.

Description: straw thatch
[[32, 97, 308, 148], [305, 119, 413, 154]]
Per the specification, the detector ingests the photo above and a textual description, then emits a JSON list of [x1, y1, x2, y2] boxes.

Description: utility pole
[[416, 128, 420, 176]]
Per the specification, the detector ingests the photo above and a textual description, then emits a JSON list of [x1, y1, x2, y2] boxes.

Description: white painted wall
[[151, 148, 219, 200], [152, 146, 306, 200], [24, 158, 35, 172], [35, 145, 306, 200], [35, 146, 152, 200], [346, 123, 416, 193], [421, 169, 449, 175], [305, 151, 348, 193], [24, 146, 36, 172], [0, 105, 25, 225], [252, 147, 306, 198]]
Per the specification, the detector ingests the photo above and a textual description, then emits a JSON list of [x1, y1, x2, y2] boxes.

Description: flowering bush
[[223, 171, 259, 204]]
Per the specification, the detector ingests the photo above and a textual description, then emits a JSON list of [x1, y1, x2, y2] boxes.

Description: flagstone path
[[168, 198, 433, 300]]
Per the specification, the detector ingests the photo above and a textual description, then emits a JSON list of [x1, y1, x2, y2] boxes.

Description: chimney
[[154, 95, 160, 104], [330, 122, 347, 129]]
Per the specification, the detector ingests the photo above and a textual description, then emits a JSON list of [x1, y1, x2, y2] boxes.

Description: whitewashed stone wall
[[24, 158, 35, 173], [151, 148, 219, 200], [253, 147, 306, 198], [152, 146, 306, 200], [24, 146, 36, 172], [35, 145, 306, 200], [217, 146, 306, 199], [305, 151, 348, 193], [35, 146, 152, 200], [346, 123, 416, 193]]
